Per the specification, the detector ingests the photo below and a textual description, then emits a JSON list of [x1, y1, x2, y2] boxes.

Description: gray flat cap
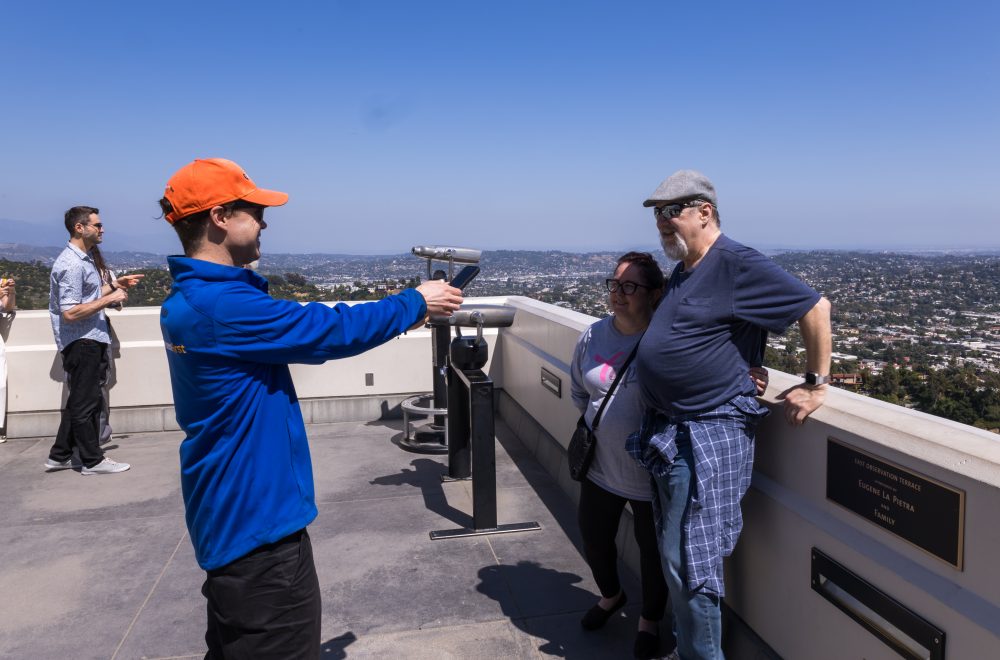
[[642, 170, 717, 207]]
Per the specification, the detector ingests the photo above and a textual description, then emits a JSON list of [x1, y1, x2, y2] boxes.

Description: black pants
[[578, 477, 668, 621], [203, 529, 321, 660], [49, 339, 108, 468]]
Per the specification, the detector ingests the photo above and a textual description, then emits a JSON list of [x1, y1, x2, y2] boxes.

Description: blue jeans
[[653, 430, 723, 659]]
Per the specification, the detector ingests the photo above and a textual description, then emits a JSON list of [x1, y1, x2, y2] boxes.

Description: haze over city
[[1, 0, 997, 254]]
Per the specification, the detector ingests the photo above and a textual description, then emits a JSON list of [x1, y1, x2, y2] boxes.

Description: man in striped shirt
[[45, 206, 140, 475]]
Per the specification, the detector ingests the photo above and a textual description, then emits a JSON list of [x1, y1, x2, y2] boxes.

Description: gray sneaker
[[81, 457, 131, 475], [44, 457, 79, 471]]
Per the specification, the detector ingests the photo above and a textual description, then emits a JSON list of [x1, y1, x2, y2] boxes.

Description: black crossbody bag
[[567, 340, 641, 482]]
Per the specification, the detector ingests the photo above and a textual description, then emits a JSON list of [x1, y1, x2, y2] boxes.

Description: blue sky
[[1, 0, 997, 254]]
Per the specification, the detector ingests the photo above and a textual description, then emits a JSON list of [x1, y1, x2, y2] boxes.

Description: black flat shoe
[[633, 630, 660, 659], [580, 591, 627, 630]]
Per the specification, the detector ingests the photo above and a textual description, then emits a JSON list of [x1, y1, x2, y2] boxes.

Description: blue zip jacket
[[160, 256, 426, 570]]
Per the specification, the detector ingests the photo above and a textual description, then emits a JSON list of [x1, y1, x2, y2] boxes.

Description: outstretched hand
[[116, 273, 145, 289], [777, 384, 827, 426], [414, 279, 463, 326]]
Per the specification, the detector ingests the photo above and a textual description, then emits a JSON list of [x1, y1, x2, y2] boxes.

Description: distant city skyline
[[2, 1, 998, 254]]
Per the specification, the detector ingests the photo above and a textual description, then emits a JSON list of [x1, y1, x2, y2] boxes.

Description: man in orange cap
[[157, 158, 463, 658]]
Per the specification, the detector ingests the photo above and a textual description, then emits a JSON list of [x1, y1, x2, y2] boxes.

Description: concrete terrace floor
[[0, 416, 651, 660]]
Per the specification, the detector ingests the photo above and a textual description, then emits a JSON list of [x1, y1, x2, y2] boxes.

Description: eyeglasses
[[606, 279, 653, 295], [89, 223, 104, 229], [653, 200, 705, 221]]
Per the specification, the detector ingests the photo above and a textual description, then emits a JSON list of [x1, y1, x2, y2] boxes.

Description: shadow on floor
[[368, 457, 472, 528], [320, 631, 357, 657], [477, 559, 625, 659]]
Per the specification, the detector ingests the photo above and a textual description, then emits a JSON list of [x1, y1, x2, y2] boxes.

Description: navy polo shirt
[[637, 234, 820, 415]]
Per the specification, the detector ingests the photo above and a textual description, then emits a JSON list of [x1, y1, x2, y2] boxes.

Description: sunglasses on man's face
[[653, 200, 705, 221], [227, 202, 265, 223]]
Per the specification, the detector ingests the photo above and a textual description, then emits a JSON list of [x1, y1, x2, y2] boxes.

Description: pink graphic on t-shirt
[[594, 351, 625, 384]]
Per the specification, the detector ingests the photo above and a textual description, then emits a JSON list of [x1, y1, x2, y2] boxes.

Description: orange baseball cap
[[162, 158, 289, 224]]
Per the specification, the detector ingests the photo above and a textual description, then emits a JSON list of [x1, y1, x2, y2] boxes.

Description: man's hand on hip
[[778, 384, 827, 425]]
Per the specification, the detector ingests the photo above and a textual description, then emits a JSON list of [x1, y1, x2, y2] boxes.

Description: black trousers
[[203, 529, 322, 660], [578, 477, 668, 621], [49, 339, 108, 468]]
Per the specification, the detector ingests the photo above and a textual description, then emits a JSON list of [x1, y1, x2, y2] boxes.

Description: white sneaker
[[81, 457, 131, 475], [44, 457, 79, 471]]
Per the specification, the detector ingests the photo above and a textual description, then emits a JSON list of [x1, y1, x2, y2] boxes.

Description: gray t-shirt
[[571, 316, 653, 501]]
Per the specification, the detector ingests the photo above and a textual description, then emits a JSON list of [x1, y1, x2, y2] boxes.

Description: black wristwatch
[[805, 372, 830, 386]]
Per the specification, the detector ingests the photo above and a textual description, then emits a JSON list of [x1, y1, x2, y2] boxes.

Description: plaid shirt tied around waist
[[626, 395, 769, 596]]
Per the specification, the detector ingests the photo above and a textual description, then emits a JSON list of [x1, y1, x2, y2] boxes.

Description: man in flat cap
[[628, 170, 831, 658], [157, 158, 463, 658]]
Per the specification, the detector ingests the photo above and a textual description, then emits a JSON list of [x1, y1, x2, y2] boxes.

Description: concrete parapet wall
[[497, 296, 591, 449]]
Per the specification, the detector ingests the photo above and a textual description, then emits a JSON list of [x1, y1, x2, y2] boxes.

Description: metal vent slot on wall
[[811, 548, 944, 660]]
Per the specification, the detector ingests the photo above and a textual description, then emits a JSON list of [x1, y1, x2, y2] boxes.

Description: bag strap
[[591, 337, 642, 432]]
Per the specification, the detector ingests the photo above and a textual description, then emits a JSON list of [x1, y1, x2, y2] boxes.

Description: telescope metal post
[[467, 371, 497, 529], [445, 360, 471, 480], [431, 310, 540, 540], [431, 325, 450, 429]]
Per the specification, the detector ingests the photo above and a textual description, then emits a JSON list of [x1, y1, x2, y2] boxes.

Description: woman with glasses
[[571, 252, 767, 659]]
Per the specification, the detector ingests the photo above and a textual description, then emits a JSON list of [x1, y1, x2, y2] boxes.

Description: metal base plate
[[429, 521, 541, 540], [440, 474, 471, 482]]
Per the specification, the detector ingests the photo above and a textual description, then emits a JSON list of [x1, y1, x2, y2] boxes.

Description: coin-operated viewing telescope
[[430, 304, 540, 539], [400, 247, 483, 453], [400, 247, 540, 539], [439, 307, 515, 371], [411, 246, 482, 279]]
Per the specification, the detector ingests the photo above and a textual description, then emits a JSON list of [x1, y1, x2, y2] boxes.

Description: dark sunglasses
[[653, 199, 705, 220], [606, 279, 653, 295], [226, 201, 265, 222]]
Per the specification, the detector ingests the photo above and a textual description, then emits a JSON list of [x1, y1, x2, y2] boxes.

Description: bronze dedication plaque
[[826, 438, 965, 569]]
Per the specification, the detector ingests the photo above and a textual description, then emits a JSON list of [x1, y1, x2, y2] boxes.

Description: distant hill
[[0, 242, 167, 268], [0, 243, 653, 273], [3, 238, 998, 273], [0, 217, 175, 255], [0, 218, 56, 247], [0, 243, 64, 264]]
